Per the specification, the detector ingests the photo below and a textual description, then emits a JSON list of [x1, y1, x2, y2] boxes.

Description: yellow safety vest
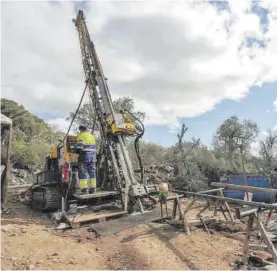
[[77, 131, 96, 146]]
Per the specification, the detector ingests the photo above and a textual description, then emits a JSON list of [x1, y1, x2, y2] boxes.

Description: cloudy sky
[[2, 0, 277, 147]]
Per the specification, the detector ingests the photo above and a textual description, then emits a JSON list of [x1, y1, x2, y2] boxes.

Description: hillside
[[1, 99, 64, 168]]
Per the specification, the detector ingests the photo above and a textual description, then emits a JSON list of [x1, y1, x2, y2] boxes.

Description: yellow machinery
[[29, 9, 160, 220], [49, 136, 79, 164]]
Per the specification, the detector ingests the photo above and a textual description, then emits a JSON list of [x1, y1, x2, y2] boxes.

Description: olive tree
[[213, 116, 259, 199], [259, 131, 277, 185]]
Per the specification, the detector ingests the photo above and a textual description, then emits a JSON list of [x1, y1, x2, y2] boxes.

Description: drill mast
[[73, 10, 152, 212]]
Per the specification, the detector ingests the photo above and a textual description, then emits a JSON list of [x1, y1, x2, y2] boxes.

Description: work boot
[[80, 188, 89, 195], [89, 187, 96, 194]]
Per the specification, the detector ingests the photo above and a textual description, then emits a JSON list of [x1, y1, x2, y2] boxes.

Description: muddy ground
[[1, 189, 273, 270]]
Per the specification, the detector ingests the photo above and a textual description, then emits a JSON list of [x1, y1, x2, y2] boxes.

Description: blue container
[[222, 174, 276, 203]]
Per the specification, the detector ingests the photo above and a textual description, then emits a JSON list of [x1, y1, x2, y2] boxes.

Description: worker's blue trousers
[[78, 151, 96, 189]]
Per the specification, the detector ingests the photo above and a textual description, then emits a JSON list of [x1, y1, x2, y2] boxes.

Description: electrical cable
[[60, 81, 89, 145], [59, 81, 88, 207]]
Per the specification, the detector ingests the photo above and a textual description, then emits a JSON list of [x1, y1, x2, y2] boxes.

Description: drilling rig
[[72, 9, 158, 212], [30, 10, 162, 226]]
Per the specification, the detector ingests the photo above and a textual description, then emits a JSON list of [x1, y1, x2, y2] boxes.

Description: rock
[[51, 212, 64, 222], [52, 253, 58, 256], [55, 223, 69, 230], [234, 252, 243, 256], [28, 264, 35, 270], [263, 264, 277, 270]]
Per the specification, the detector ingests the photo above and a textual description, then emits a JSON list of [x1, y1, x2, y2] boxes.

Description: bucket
[[158, 183, 169, 197]]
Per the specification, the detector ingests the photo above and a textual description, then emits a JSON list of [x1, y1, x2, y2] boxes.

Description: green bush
[[1, 98, 64, 168]]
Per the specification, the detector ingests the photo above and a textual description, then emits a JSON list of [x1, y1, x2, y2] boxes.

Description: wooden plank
[[183, 198, 197, 214], [73, 191, 120, 199], [177, 198, 190, 235], [68, 210, 127, 224], [249, 244, 268, 251], [196, 203, 210, 217], [243, 213, 255, 264], [7, 184, 32, 189], [219, 189, 234, 222], [219, 204, 228, 221], [172, 198, 177, 219], [200, 217, 210, 234], [199, 188, 223, 194], [235, 207, 259, 219], [211, 182, 277, 194], [254, 213, 277, 263], [173, 189, 277, 210], [1, 165, 6, 177]]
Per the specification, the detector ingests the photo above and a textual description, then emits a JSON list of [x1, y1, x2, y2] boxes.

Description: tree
[[67, 96, 145, 133], [213, 116, 259, 172], [1, 98, 64, 168], [169, 124, 208, 191], [259, 131, 277, 185], [213, 116, 259, 198]]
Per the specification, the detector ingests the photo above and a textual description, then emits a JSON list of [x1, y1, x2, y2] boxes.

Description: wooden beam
[[235, 207, 259, 219], [177, 197, 190, 235], [249, 244, 268, 252], [211, 182, 277, 194], [243, 214, 255, 264], [198, 188, 223, 194], [183, 198, 198, 214], [219, 189, 234, 222], [7, 184, 33, 189], [254, 213, 277, 263], [196, 203, 210, 217], [173, 189, 277, 210]]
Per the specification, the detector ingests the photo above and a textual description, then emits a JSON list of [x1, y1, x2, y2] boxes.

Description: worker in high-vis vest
[[76, 125, 96, 194]]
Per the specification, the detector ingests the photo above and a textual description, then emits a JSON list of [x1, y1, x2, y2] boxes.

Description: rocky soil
[[8, 166, 43, 186], [2, 187, 277, 270]]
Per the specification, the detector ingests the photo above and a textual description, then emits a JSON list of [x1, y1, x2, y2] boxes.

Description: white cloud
[[1, 1, 277, 129], [274, 98, 277, 112], [47, 118, 71, 133]]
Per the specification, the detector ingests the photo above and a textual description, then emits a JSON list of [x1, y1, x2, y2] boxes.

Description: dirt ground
[[0, 189, 269, 270]]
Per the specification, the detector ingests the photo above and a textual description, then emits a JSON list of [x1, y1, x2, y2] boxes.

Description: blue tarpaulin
[[222, 174, 277, 203]]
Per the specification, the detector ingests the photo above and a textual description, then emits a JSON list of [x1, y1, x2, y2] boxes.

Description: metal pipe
[[172, 189, 277, 210], [211, 182, 277, 194], [235, 207, 260, 219]]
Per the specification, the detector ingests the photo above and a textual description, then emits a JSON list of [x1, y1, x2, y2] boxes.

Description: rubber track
[[44, 187, 61, 210]]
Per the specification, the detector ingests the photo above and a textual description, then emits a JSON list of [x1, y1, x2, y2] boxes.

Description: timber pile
[[170, 183, 277, 265]]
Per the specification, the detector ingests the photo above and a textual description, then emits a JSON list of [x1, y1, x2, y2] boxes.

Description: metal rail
[[173, 189, 277, 210], [211, 182, 277, 194]]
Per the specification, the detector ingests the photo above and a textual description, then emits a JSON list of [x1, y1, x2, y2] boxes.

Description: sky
[[1, 0, 277, 149]]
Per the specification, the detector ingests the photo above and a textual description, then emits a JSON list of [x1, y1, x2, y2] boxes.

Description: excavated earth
[[1, 187, 274, 270]]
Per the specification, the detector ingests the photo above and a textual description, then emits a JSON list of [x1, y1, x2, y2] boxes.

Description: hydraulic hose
[[125, 110, 145, 183]]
